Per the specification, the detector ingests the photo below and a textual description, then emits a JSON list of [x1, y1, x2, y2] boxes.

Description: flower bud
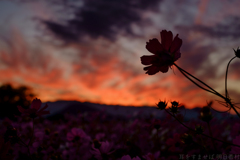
[[169, 101, 180, 114], [200, 106, 213, 122], [156, 100, 168, 110], [171, 101, 179, 107], [233, 47, 240, 58]]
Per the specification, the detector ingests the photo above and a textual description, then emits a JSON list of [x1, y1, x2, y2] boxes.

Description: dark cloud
[[179, 16, 240, 40], [43, 0, 161, 42]]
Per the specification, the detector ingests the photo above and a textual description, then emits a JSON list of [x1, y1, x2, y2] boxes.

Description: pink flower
[[121, 155, 141, 160], [143, 151, 161, 160], [230, 135, 240, 154], [91, 141, 114, 160], [141, 30, 182, 75], [17, 98, 49, 118], [166, 133, 182, 152], [67, 128, 89, 142]]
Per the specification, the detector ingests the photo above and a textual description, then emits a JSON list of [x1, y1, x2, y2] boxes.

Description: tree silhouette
[[0, 83, 35, 120]]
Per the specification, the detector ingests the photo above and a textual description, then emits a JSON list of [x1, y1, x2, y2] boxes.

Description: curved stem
[[225, 56, 236, 98], [173, 63, 225, 99], [174, 63, 240, 118], [229, 102, 240, 119], [164, 109, 240, 148]]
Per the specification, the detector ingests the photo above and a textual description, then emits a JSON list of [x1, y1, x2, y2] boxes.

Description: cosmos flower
[[166, 133, 182, 152], [67, 128, 90, 143], [233, 47, 240, 58], [17, 98, 49, 118], [141, 30, 182, 75], [91, 141, 114, 160]]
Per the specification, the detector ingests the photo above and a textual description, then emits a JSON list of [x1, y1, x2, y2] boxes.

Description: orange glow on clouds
[[0, 35, 209, 110], [0, 26, 239, 115]]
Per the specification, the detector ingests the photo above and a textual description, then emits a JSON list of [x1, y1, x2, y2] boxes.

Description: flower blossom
[[141, 30, 182, 75], [166, 133, 183, 152], [67, 128, 90, 143], [91, 141, 114, 160], [17, 98, 49, 118]]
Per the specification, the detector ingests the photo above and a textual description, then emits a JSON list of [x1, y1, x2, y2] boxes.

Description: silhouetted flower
[[200, 106, 213, 122], [171, 101, 179, 107], [156, 100, 168, 110], [169, 106, 179, 114], [17, 98, 49, 118], [141, 30, 182, 75], [233, 47, 240, 58]]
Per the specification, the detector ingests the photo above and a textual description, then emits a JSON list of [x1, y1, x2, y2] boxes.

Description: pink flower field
[[1, 98, 240, 160]]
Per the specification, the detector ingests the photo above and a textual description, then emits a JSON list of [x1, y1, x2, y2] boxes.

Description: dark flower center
[[73, 136, 80, 142], [153, 52, 174, 67]]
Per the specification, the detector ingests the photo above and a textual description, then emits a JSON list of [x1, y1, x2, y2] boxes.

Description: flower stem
[[173, 63, 240, 118], [173, 63, 224, 98], [225, 56, 236, 98], [164, 109, 240, 148]]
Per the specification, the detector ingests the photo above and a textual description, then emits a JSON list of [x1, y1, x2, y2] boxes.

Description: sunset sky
[[0, 0, 240, 113]]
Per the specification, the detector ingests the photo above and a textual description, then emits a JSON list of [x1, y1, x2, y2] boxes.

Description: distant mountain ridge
[[41, 100, 238, 121]]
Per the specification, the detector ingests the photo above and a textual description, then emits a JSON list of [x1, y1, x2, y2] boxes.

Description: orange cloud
[[1, 29, 238, 115]]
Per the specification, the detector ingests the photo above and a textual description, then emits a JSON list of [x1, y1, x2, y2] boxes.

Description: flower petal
[[146, 38, 163, 54], [159, 65, 169, 73], [161, 30, 173, 51], [67, 132, 74, 141], [140, 55, 157, 65], [38, 104, 49, 114], [30, 98, 42, 110], [17, 105, 26, 113], [170, 34, 182, 53], [174, 51, 181, 61], [71, 128, 78, 135], [144, 66, 160, 75]]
